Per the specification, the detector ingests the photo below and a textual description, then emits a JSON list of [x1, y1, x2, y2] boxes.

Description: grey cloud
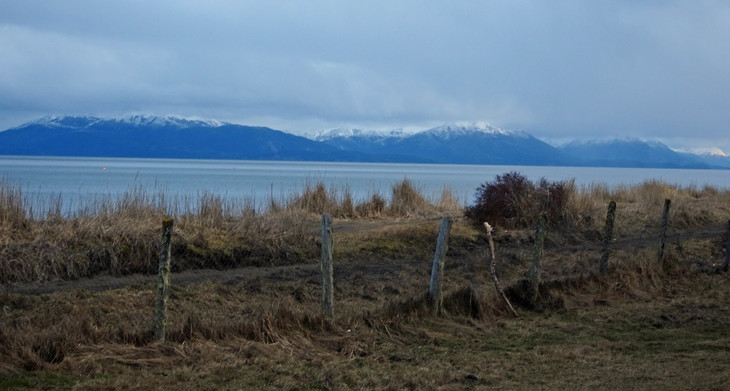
[[1, 0, 729, 152]]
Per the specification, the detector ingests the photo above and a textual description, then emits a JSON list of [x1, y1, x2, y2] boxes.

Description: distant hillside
[[317, 122, 569, 165], [0, 115, 376, 162], [557, 138, 720, 169], [1, 115, 729, 169]]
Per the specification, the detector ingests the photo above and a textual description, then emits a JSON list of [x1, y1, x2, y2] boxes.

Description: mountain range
[[1, 115, 728, 169]]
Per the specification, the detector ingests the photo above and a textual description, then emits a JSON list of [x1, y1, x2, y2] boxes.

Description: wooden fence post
[[658, 199, 671, 265], [529, 213, 547, 303], [599, 201, 617, 275], [428, 217, 453, 314], [720, 220, 730, 273], [321, 214, 334, 319], [153, 218, 174, 342]]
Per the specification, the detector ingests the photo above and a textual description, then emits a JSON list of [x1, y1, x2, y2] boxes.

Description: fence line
[[321, 214, 334, 319], [143, 197, 726, 333], [428, 217, 453, 314], [529, 213, 547, 303], [153, 218, 174, 342], [658, 199, 672, 266], [599, 201, 617, 275]]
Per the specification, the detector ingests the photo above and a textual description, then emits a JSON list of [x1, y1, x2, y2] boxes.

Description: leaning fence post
[[599, 201, 617, 275], [428, 217, 453, 314], [153, 218, 174, 342], [321, 214, 334, 318], [529, 213, 547, 303], [658, 199, 671, 265], [483, 222, 518, 317]]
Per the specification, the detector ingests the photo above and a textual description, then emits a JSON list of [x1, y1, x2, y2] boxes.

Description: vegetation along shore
[[1, 173, 729, 389]]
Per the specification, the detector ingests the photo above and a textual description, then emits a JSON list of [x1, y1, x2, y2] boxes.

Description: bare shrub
[[537, 178, 575, 225], [466, 172, 574, 228]]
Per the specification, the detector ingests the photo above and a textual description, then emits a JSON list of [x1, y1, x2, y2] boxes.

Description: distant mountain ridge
[[558, 138, 710, 168], [27, 114, 230, 129], [0, 115, 373, 161], [1, 115, 729, 169]]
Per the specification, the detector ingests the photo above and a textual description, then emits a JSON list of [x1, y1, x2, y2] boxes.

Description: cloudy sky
[[2, 1, 729, 152]]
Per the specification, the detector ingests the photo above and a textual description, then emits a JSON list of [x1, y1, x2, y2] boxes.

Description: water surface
[[2, 156, 728, 215]]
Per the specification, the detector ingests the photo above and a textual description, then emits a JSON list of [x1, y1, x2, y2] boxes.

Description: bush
[[465, 172, 574, 228]]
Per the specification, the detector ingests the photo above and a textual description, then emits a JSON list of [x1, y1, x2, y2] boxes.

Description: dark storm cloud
[[1, 1, 729, 151]]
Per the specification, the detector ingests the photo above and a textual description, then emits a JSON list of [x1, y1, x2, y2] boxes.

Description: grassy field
[[1, 177, 729, 389]]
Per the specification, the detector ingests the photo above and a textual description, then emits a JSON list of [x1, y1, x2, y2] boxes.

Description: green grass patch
[[0, 370, 89, 391]]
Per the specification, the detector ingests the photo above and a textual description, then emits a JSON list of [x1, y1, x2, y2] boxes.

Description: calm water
[[2, 156, 729, 215]]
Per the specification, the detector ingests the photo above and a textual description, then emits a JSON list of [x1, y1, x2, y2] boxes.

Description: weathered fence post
[[529, 213, 547, 303], [153, 218, 174, 342], [658, 199, 671, 265], [484, 222, 518, 317], [599, 201, 617, 275], [428, 217, 453, 314], [720, 220, 730, 273], [321, 214, 334, 318]]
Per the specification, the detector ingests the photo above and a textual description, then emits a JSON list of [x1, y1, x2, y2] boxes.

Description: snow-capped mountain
[[311, 127, 409, 141], [686, 147, 729, 158], [689, 148, 730, 169], [420, 122, 522, 139], [1, 115, 728, 168], [113, 114, 228, 128], [24, 114, 228, 130], [317, 122, 566, 165], [0, 115, 358, 161], [558, 138, 713, 168]]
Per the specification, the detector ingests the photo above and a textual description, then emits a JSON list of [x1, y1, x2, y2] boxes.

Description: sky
[[1, 1, 729, 153]]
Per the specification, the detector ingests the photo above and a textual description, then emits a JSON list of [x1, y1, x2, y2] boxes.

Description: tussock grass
[[0, 179, 464, 284], [389, 179, 429, 217], [569, 180, 730, 238]]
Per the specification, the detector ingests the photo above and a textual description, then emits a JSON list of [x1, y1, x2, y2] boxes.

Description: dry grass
[[566, 180, 730, 237], [0, 179, 466, 284], [1, 230, 729, 389], [2, 177, 730, 388], [2, 178, 729, 284]]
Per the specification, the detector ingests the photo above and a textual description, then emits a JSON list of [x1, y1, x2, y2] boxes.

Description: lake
[[2, 155, 729, 215]]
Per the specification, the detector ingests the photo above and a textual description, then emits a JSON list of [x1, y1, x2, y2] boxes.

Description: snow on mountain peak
[[565, 137, 667, 148], [311, 127, 409, 141], [684, 147, 729, 157], [114, 114, 228, 128], [24, 114, 228, 129], [27, 114, 103, 128], [424, 122, 518, 138]]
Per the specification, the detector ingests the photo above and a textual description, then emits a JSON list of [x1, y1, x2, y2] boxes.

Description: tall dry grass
[[2, 175, 728, 284], [569, 180, 730, 235], [0, 179, 463, 284]]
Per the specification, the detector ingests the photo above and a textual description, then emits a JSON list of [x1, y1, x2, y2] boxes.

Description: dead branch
[[483, 222, 518, 317]]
